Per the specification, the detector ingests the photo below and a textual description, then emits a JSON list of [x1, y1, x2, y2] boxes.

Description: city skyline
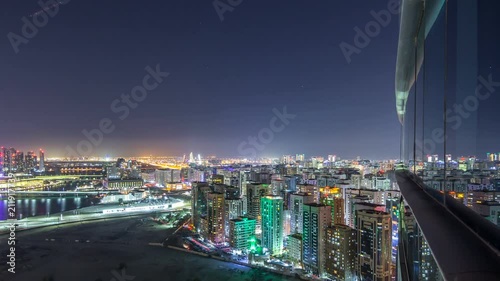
[[2, 1, 500, 280]]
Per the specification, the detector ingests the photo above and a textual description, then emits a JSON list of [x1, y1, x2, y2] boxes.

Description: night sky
[[1, 0, 401, 159]]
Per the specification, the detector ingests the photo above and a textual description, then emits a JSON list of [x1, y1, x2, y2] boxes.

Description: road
[[0, 201, 189, 234]]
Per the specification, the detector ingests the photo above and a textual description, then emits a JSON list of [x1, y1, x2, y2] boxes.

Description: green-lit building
[[229, 216, 256, 251], [260, 195, 284, 255]]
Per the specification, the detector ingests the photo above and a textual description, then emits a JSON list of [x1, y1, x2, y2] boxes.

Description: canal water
[[0, 196, 95, 220]]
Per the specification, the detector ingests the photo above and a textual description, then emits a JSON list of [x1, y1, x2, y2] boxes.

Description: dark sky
[[0, 0, 401, 159]]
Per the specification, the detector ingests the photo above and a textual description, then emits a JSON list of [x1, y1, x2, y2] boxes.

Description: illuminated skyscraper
[[295, 154, 305, 162], [302, 203, 332, 276], [260, 195, 284, 255], [321, 195, 345, 225], [246, 183, 271, 223], [25, 151, 37, 172], [2, 148, 15, 172], [39, 149, 45, 172], [191, 182, 211, 232], [290, 192, 315, 234], [0, 147, 4, 174], [225, 197, 245, 237], [325, 224, 356, 281], [14, 151, 24, 172], [202, 192, 225, 244], [327, 154, 337, 163], [333, 197, 345, 225], [229, 217, 256, 252], [356, 209, 392, 281]]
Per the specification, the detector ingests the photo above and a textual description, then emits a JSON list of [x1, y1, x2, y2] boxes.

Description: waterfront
[[0, 196, 95, 220], [0, 215, 298, 281]]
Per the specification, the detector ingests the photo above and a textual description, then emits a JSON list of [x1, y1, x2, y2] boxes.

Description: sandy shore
[[0, 214, 298, 281]]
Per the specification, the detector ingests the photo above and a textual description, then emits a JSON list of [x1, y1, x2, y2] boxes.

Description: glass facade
[[399, 0, 500, 196], [396, 1, 500, 280]]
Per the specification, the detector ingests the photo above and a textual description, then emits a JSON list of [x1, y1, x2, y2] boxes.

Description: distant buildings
[[155, 168, 181, 186], [39, 149, 45, 171], [0, 147, 43, 174], [472, 201, 500, 226], [105, 179, 143, 189], [371, 177, 391, 190]]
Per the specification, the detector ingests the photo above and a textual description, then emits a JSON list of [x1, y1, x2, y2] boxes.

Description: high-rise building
[[38, 149, 45, 172], [281, 155, 294, 164], [321, 196, 345, 225], [229, 217, 256, 252], [225, 197, 245, 237], [0, 147, 4, 174], [260, 195, 284, 255], [346, 195, 371, 228], [371, 177, 391, 190], [290, 192, 315, 234], [246, 183, 271, 222], [400, 208, 443, 281], [282, 210, 291, 236], [472, 201, 500, 227], [327, 154, 337, 163], [25, 151, 37, 172], [333, 197, 345, 225], [155, 169, 172, 186], [14, 151, 24, 172], [202, 192, 225, 244], [286, 233, 303, 267], [295, 154, 305, 162], [302, 203, 332, 276], [2, 148, 16, 172], [356, 209, 392, 281], [283, 175, 299, 192], [325, 224, 356, 281], [172, 169, 181, 182], [191, 182, 211, 232], [351, 174, 363, 189]]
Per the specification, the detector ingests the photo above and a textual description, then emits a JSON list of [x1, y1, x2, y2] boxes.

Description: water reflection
[[0, 196, 94, 220]]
